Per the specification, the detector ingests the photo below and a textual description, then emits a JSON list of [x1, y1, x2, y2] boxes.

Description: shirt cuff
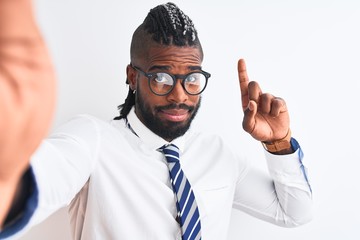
[[0, 167, 38, 239]]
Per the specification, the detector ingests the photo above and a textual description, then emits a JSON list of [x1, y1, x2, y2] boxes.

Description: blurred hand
[[0, 0, 56, 226]]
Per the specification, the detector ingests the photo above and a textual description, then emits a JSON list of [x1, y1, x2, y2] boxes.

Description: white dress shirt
[[1, 108, 312, 239]]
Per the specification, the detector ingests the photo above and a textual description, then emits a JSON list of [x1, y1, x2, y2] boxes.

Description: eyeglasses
[[132, 65, 211, 96]]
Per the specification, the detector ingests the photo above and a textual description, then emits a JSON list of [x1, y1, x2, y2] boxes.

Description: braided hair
[[114, 2, 203, 120]]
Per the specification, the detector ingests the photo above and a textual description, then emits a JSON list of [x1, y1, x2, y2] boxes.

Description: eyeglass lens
[[150, 72, 206, 95]]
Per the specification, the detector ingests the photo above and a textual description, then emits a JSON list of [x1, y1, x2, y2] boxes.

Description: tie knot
[[159, 144, 180, 163]]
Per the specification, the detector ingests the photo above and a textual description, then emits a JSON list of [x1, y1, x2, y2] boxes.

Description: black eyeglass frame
[[131, 65, 211, 96]]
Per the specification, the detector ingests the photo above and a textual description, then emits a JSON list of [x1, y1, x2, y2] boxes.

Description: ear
[[126, 64, 137, 91]]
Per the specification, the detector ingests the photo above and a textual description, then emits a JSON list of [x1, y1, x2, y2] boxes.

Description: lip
[[158, 109, 189, 122]]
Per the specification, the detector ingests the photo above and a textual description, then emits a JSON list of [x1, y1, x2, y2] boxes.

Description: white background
[[18, 0, 360, 239]]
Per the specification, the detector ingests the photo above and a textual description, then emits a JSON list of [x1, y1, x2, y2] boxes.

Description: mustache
[[155, 103, 194, 112]]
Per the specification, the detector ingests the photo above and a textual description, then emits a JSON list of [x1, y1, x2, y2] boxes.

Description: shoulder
[[46, 115, 126, 150], [52, 114, 124, 135]]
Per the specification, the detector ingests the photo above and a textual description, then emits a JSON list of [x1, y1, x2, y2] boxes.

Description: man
[[0, 2, 312, 240]]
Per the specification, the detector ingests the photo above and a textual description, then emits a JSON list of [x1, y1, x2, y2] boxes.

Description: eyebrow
[[148, 65, 202, 72]]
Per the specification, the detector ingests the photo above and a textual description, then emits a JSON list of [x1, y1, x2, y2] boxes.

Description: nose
[[166, 79, 188, 103]]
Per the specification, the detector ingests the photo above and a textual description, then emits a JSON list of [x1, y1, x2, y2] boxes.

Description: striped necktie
[[159, 144, 202, 240]]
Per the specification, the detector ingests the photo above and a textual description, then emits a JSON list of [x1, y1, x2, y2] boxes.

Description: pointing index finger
[[238, 59, 249, 111]]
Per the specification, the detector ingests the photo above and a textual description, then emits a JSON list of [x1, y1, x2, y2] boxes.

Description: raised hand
[[238, 59, 290, 143]]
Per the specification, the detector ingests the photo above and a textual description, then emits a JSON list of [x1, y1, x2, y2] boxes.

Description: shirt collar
[[126, 107, 186, 153]]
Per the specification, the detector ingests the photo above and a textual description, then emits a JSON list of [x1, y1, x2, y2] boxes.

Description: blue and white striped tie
[[159, 144, 201, 240]]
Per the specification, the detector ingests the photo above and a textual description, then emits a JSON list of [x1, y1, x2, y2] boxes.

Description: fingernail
[[248, 102, 253, 111]]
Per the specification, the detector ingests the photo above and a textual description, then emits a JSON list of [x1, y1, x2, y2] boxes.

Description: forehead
[[142, 45, 203, 70]]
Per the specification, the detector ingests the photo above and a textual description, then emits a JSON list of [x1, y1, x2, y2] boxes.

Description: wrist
[[262, 129, 293, 154]]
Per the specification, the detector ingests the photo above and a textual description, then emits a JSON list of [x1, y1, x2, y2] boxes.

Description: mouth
[[156, 104, 194, 122], [158, 108, 190, 122]]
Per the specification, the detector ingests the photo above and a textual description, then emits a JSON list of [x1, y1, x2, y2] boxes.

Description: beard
[[135, 89, 201, 141]]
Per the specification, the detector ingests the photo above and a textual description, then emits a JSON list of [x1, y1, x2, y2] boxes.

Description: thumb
[[242, 100, 257, 134]]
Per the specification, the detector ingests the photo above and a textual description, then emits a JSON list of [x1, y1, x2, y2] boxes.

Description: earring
[[133, 89, 136, 94]]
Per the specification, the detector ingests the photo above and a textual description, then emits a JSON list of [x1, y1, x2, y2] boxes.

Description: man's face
[[129, 45, 203, 141]]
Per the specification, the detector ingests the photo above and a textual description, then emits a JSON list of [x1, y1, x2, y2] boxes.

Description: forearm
[[233, 149, 312, 227], [0, 0, 55, 226], [264, 148, 313, 226]]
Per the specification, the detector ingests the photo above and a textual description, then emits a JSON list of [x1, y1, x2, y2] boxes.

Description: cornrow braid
[[114, 2, 203, 120], [113, 87, 135, 120], [145, 2, 199, 46]]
